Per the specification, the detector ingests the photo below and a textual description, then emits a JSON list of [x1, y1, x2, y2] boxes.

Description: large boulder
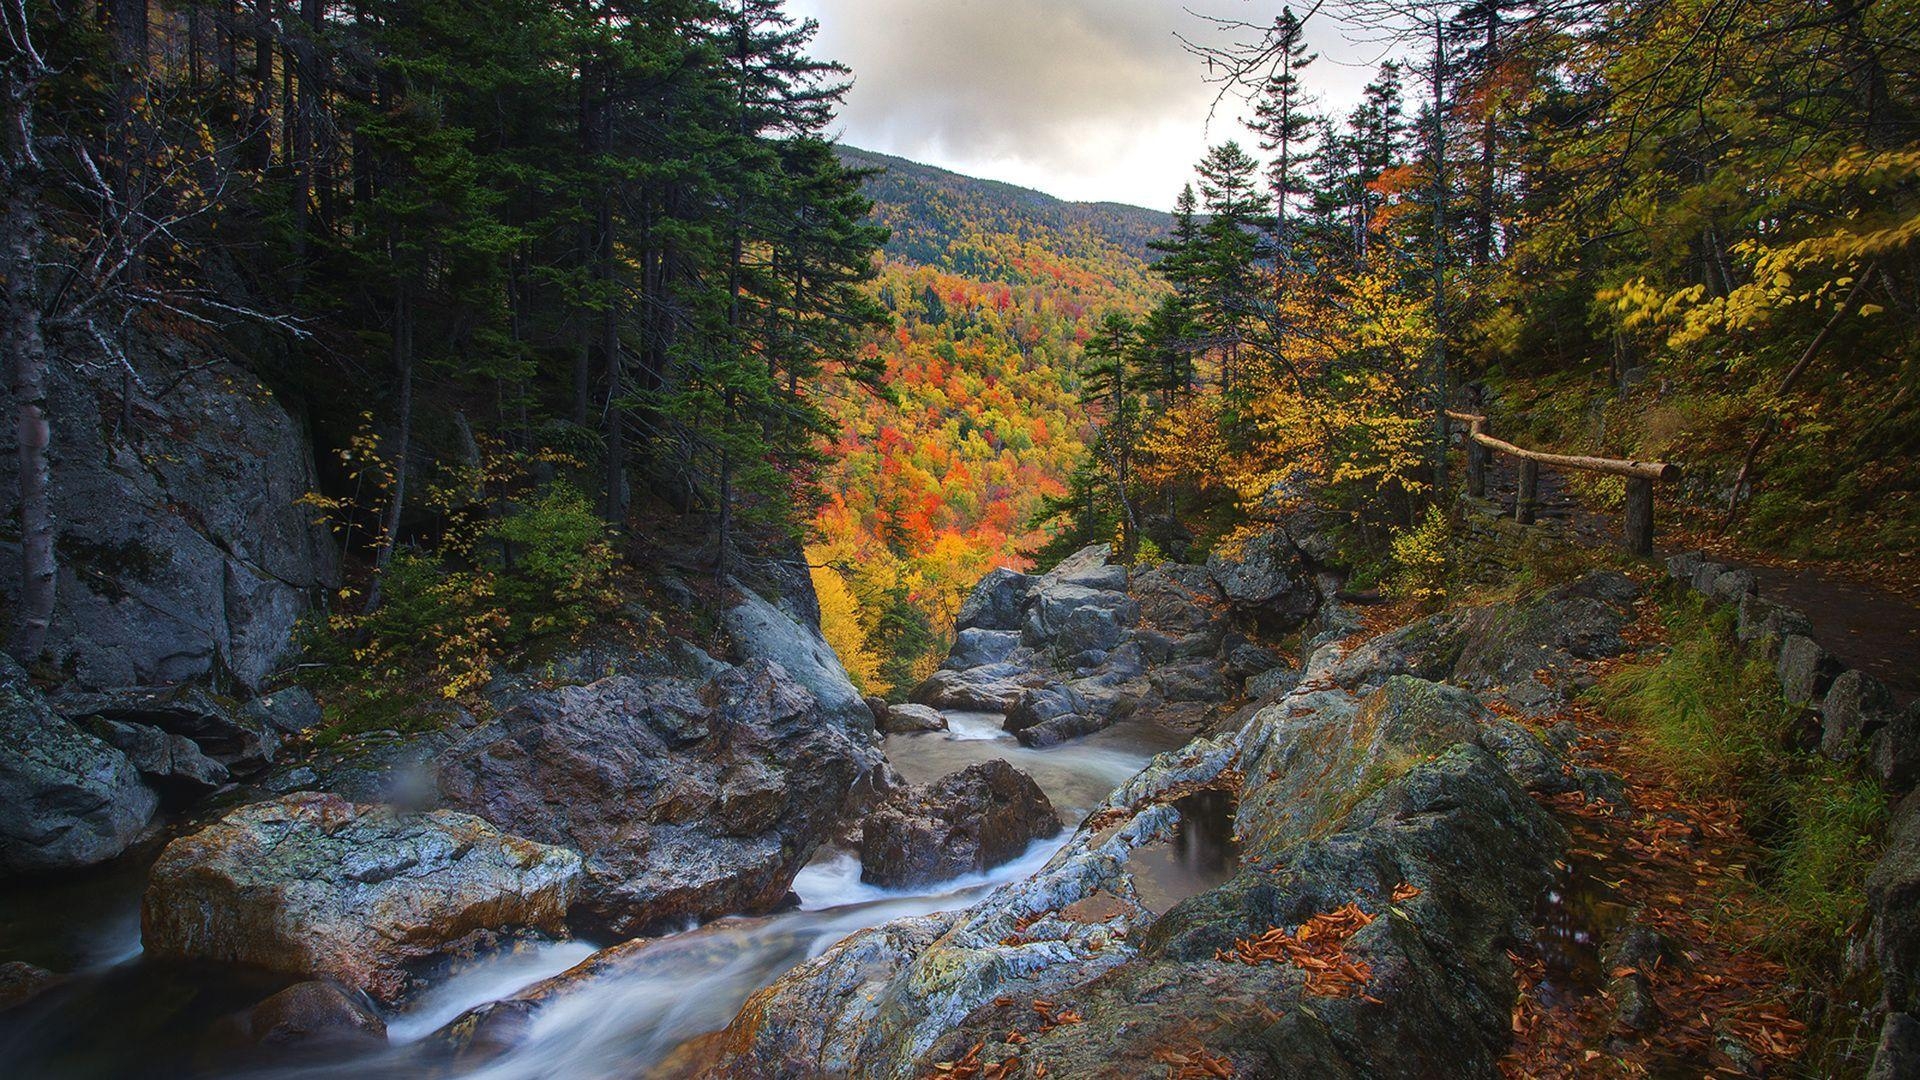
[[943, 628, 1022, 670], [910, 662, 1040, 713], [0, 655, 157, 876], [1206, 527, 1319, 626], [860, 760, 1061, 888], [1022, 583, 1138, 657], [142, 792, 582, 1004], [436, 659, 880, 937], [954, 568, 1034, 633], [724, 583, 875, 736], [0, 333, 336, 693], [879, 703, 947, 735]]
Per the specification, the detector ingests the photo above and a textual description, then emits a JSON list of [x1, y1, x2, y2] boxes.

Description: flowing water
[[0, 710, 1189, 1079]]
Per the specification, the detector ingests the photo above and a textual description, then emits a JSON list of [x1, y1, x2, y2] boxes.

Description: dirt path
[[1479, 461, 1920, 705]]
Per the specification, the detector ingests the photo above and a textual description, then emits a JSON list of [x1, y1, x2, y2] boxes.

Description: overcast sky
[[785, 0, 1390, 210]]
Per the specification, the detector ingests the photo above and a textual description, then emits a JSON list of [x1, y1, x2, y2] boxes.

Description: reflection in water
[[0, 709, 1184, 1080], [1124, 789, 1242, 913]]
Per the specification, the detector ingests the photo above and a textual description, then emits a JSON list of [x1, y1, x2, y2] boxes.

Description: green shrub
[[1386, 504, 1452, 605], [1595, 593, 1887, 972]]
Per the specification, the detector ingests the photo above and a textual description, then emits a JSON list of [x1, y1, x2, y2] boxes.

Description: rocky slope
[[699, 572, 1637, 1079], [912, 524, 1339, 749]]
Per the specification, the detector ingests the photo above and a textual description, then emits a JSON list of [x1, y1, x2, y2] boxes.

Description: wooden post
[[1467, 439, 1487, 499], [1625, 477, 1655, 556], [1516, 459, 1539, 525]]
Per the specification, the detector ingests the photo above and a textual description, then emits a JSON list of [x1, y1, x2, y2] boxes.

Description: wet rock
[[54, 685, 279, 774], [879, 703, 947, 735], [1822, 670, 1897, 761], [954, 568, 1034, 633], [239, 686, 324, 736], [724, 583, 875, 735], [0, 961, 55, 1011], [860, 760, 1061, 888], [0, 656, 157, 876], [1777, 635, 1842, 706], [437, 660, 879, 937], [910, 662, 1037, 712], [1003, 685, 1086, 736], [1014, 712, 1112, 748], [143, 792, 582, 1004], [89, 718, 229, 798], [1867, 791, 1920, 1014], [1603, 926, 1664, 1035], [1869, 1012, 1920, 1080], [224, 980, 387, 1048]]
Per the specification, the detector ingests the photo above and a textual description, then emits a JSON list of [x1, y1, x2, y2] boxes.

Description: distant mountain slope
[[810, 146, 1170, 695], [837, 145, 1171, 277]]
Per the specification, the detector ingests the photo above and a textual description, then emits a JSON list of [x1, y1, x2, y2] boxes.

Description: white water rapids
[[0, 710, 1185, 1079]]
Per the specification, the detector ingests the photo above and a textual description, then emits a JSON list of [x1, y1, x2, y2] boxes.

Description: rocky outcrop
[[859, 761, 1060, 888], [142, 792, 582, 1004], [0, 655, 157, 876], [725, 582, 876, 736], [217, 980, 387, 1049], [54, 684, 281, 774], [1334, 571, 1640, 714], [0, 334, 336, 694], [1205, 527, 1317, 626], [436, 659, 883, 937], [912, 542, 1312, 746], [705, 631, 1577, 1079]]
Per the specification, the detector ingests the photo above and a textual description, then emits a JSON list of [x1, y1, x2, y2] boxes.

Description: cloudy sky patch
[[787, 0, 1383, 209]]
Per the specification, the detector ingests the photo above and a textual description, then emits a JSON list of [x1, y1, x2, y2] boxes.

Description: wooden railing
[[1446, 410, 1680, 556]]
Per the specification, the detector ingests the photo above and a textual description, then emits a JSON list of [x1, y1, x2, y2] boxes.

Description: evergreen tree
[[1246, 6, 1319, 264]]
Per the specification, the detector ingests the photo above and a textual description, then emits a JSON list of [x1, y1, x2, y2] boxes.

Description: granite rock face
[[0, 655, 157, 877], [912, 540, 1317, 747], [142, 792, 582, 1004], [0, 334, 336, 694], [436, 659, 883, 937]]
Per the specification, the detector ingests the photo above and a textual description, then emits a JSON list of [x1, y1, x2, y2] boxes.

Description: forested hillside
[[807, 151, 1167, 694]]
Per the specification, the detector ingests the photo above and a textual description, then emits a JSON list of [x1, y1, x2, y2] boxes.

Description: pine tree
[[1246, 6, 1319, 264], [1080, 312, 1142, 560]]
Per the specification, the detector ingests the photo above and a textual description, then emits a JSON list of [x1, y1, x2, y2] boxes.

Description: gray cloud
[[790, 0, 1379, 208]]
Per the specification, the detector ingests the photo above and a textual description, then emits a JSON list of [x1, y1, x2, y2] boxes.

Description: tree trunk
[[366, 285, 412, 612], [3, 161, 54, 663], [1428, 17, 1450, 501]]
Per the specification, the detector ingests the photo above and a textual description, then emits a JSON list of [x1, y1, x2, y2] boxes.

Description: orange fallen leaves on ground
[[1214, 901, 1380, 998]]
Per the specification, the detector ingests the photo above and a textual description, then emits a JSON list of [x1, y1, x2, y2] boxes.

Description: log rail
[[1445, 410, 1679, 556]]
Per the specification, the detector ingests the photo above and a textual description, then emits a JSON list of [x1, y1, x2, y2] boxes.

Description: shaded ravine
[[0, 710, 1189, 1080]]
